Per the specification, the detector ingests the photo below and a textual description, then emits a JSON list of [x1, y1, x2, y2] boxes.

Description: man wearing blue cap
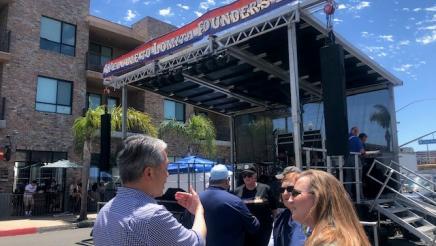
[[199, 164, 260, 246]]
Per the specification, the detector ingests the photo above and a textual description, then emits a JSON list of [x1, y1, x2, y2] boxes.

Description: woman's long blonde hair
[[300, 170, 370, 246]]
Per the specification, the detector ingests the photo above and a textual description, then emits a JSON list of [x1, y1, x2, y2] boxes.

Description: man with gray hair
[[93, 135, 206, 246]]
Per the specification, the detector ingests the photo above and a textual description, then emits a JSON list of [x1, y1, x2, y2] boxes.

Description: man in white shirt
[[24, 180, 37, 216]]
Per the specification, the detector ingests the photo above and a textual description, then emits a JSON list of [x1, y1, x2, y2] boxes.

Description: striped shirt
[[93, 187, 205, 246]]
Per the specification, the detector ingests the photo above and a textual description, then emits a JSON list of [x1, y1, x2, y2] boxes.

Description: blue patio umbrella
[[167, 156, 215, 174]]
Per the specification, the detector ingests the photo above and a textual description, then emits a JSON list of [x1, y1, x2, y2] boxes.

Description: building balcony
[[87, 15, 144, 50], [0, 30, 11, 63], [0, 0, 11, 9], [86, 52, 104, 83], [0, 97, 6, 128]]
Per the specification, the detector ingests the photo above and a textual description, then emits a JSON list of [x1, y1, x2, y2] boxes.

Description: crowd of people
[[18, 179, 61, 216], [93, 134, 371, 246]]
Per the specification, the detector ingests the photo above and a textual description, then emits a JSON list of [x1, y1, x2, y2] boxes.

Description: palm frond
[[72, 106, 158, 153], [158, 119, 188, 138], [370, 104, 391, 129]]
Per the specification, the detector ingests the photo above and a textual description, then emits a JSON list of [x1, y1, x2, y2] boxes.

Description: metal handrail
[[389, 160, 436, 188], [368, 159, 436, 214], [374, 160, 436, 205], [302, 148, 362, 202]]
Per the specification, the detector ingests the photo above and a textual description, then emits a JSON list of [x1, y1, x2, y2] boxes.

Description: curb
[[0, 227, 38, 237], [0, 220, 94, 237]]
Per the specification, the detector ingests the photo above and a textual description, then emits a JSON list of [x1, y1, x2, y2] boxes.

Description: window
[[13, 150, 67, 193], [36, 76, 72, 114], [87, 93, 118, 111], [164, 100, 185, 122], [89, 43, 113, 66], [40, 16, 76, 56], [108, 97, 117, 111], [88, 93, 101, 109]]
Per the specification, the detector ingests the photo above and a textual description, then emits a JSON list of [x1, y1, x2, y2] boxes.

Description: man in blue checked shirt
[[93, 135, 206, 246]]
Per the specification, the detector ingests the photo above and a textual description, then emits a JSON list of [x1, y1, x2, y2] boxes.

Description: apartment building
[[0, 0, 230, 195]]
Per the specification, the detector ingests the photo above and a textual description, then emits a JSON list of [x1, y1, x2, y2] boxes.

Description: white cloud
[[394, 64, 413, 72], [93, 9, 101, 13], [413, 8, 421, 12], [124, 9, 137, 21], [398, 40, 410, 45], [416, 31, 436, 45], [194, 11, 203, 17], [365, 46, 384, 53], [221, 0, 234, 4], [379, 35, 394, 42], [419, 25, 436, 30], [131, 0, 139, 3], [361, 31, 371, 38], [355, 1, 370, 10], [402, 8, 409, 11], [425, 6, 436, 12], [159, 7, 174, 17], [200, 0, 216, 10], [337, 4, 346, 10], [177, 4, 190, 10], [333, 18, 343, 23], [144, 1, 151, 5]]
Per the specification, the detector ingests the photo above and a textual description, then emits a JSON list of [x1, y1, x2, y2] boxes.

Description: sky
[[90, 0, 436, 151]]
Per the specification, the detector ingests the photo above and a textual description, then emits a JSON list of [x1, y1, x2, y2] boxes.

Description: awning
[[41, 160, 83, 169], [168, 156, 215, 174]]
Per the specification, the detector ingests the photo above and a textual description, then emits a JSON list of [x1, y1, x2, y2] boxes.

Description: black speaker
[[100, 113, 111, 171], [320, 43, 349, 156]]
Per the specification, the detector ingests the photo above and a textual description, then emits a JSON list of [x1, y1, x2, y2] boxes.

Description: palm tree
[[370, 104, 392, 151], [72, 106, 157, 221], [158, 114, 217, 157]]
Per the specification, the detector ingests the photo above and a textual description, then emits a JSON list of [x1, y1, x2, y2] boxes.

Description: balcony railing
[[0, 30, 10, 52], [0, 97, 5, 120], [86, 52, 105, 73]]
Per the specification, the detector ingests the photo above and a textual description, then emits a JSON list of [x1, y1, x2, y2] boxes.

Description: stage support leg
[[122, 85, 127, 139], [287, 21, 302, 168]]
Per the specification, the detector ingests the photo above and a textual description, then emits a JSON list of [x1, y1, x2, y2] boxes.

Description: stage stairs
[[365, 160, 436, 245]]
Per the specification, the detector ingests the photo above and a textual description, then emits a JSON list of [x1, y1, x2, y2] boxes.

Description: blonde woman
[[288, 170, 370, 246]]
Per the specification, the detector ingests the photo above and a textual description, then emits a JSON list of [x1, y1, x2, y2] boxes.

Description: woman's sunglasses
[[279, 186, 294, 193], [290, 189, 314, 197]]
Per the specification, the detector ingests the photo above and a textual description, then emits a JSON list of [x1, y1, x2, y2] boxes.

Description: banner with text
[[103, 0, 296, 77]]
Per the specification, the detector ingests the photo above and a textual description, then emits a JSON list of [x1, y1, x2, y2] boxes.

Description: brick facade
[[132, 16, 177, 42], [0, 0, 230, 193], [0, 0, 89, 192]]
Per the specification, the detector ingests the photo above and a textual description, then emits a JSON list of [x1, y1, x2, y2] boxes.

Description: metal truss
[[183, 73, 270, 108], [105, 5, 303, 89], [226, 46, 322, 99]]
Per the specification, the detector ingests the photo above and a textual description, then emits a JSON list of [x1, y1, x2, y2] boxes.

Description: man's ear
[[143, 167, 153, 180]]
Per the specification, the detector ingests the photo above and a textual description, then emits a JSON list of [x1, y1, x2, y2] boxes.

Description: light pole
[[397, 98, 436, 160], [396, 98, 436, 113]]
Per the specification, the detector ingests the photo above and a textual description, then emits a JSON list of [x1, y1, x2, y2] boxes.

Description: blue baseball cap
[[210, 164, 233, 181]]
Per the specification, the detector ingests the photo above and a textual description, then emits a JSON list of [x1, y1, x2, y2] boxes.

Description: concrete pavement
[[0, 213, 96, 237]]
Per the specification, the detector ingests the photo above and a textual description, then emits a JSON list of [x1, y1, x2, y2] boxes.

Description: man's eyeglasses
[[279, 186, 294, 193], [290, 189, 314, 197]]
